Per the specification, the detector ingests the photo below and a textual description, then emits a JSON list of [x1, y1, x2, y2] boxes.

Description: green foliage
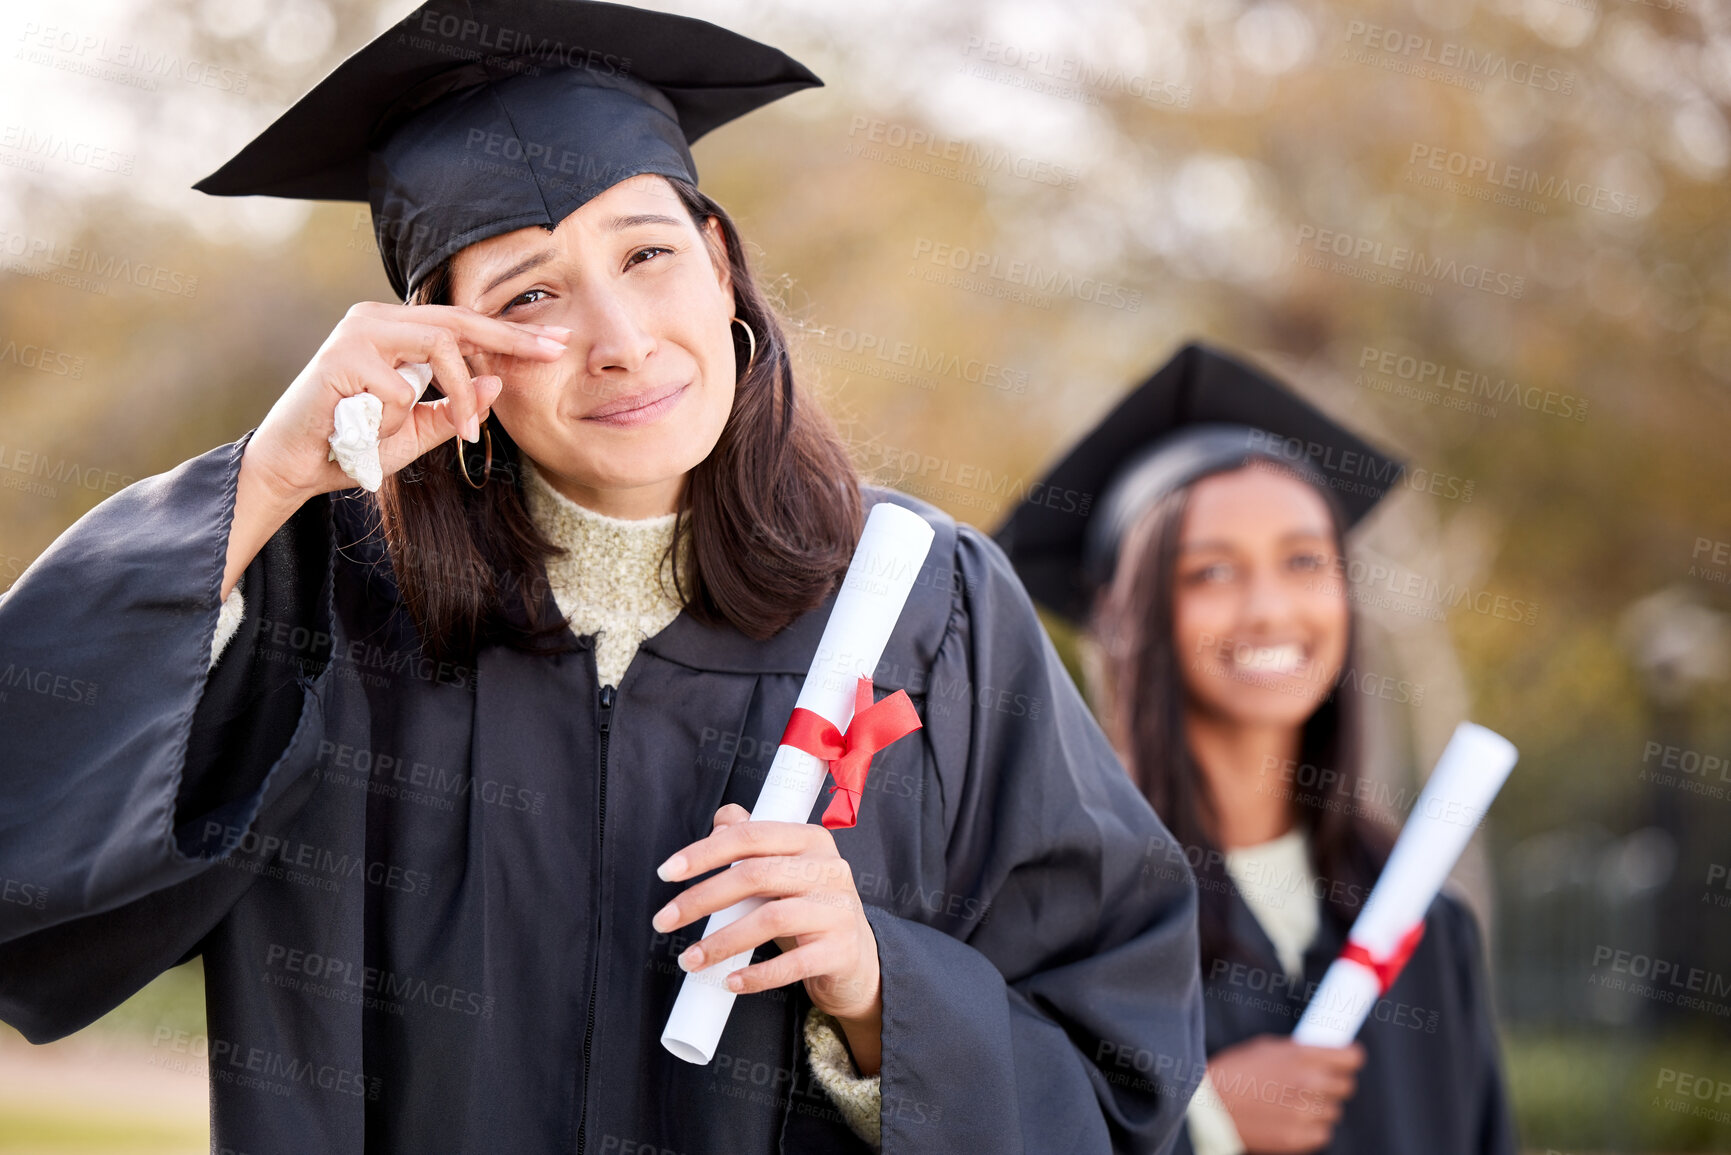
[[1506, 1029, 1731, 1151]]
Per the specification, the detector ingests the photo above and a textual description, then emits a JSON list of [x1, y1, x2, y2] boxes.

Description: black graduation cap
[[193, 0, 822, 300], [994, 341, 1406, 623]]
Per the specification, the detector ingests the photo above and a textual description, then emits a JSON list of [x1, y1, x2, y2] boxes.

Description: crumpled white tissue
[[326, 362, 434, 493]]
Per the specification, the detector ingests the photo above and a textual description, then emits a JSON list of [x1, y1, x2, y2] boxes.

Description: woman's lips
[[1211, 640, 1314, 683], [583, 381, 689, 428], [1230, 643, 1307, 675]]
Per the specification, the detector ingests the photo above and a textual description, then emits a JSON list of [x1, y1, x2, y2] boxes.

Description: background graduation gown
[[1172, 885, 1516, 1155], [0, 428, 1205, 1155]]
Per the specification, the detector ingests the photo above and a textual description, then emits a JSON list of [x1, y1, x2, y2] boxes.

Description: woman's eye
[[1289, 553, 1328, 572], [501, 288, 548, 314], [626, 245, 674, 269], [1185, 563, 1234, 584]]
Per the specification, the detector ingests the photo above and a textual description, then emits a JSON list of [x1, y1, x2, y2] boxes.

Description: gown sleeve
[[1441, 895, 1520, 1155], [864, 522, 1205, 1155], [0, 428, 337, 1043]]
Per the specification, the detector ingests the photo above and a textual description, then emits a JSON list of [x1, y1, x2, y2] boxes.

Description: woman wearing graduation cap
[[0, 3, 1205, 1153], [997, 343, 1517, 1155]]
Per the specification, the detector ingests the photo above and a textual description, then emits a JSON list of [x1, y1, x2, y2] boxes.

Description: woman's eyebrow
[[610, 212, 684, 231], [481, 249, 556, 297], [1180, 528, 1329, 553]]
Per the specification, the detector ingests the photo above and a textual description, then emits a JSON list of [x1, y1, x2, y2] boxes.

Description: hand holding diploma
[[1203, 1036, 1366, 1152], [658, 502, 936, 1067], [654, 803, 889, 1073], [1293, 722, 1519, 1047]]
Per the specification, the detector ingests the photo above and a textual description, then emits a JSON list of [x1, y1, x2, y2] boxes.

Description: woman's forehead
[[452, 175, 690, 283], [1182, 466, 1335, 542]]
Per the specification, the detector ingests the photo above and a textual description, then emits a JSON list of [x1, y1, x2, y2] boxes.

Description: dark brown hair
[[372, 176, 863, 664], [1092, 467, 1394, 968]]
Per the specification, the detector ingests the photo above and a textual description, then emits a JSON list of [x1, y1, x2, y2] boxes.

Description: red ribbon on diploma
[[1339, 922, 1427, 994], [779, 676, 923, 830]]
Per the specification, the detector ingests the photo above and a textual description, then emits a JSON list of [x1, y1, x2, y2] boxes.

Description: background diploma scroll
[[326, 361, 434, 492], [1291, 722, 1519, 1048], [659, 501, 937, 1065]]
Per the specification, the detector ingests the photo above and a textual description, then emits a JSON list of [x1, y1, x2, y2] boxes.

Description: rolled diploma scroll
[[660, 501, 936, 1065], [327, 362, 434, 493], [1291, 722, 1517, 1047]]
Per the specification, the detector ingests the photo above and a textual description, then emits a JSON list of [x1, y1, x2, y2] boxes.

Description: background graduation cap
[[994, 341, 1407, 623], [194, 0, 822, 300]]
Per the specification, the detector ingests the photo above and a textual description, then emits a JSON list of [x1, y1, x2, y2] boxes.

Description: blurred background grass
[[0, 964, 205, 1153]]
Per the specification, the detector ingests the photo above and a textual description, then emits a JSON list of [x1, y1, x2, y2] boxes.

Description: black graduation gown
[[1170, 885, 1516, 1155], [0, 428, 1205, 1155]]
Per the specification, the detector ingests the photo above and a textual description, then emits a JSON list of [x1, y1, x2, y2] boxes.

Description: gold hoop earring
[[731, 315, 757, 375], [457, 420, 493, 489]]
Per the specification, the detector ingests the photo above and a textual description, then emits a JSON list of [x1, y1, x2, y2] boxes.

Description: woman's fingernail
[[651, 902, 677, 933], [463, 414, 480, 443], [539, 325, 573, 337], [679, 945, 703, 971], [536, 335, 567, 353], [657, 854, 686, 882], [725, 973, 744, 992]]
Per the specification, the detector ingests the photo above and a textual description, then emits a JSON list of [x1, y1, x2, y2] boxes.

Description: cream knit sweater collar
[[519, 457, 687, 688]]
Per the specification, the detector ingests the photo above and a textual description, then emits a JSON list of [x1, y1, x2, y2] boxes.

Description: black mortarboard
[[995, 341, 1407, 622], [193, 0, 822, 300]]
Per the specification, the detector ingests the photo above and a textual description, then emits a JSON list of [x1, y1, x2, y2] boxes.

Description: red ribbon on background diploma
[[779, 675, 922, 829], [1339, 922, 1427, 994]]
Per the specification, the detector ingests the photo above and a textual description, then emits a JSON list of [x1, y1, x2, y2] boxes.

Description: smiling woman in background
[[0, 2, 1204, 1153], [999, 342, 1517, 1155]]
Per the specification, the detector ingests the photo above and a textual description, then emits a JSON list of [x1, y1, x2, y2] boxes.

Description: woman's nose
[[1238, 566, 1298, 629], [564, 286, 655, 375]]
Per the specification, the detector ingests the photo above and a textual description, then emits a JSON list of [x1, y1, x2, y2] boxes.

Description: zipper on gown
[[575, 678, 614, 1154]]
